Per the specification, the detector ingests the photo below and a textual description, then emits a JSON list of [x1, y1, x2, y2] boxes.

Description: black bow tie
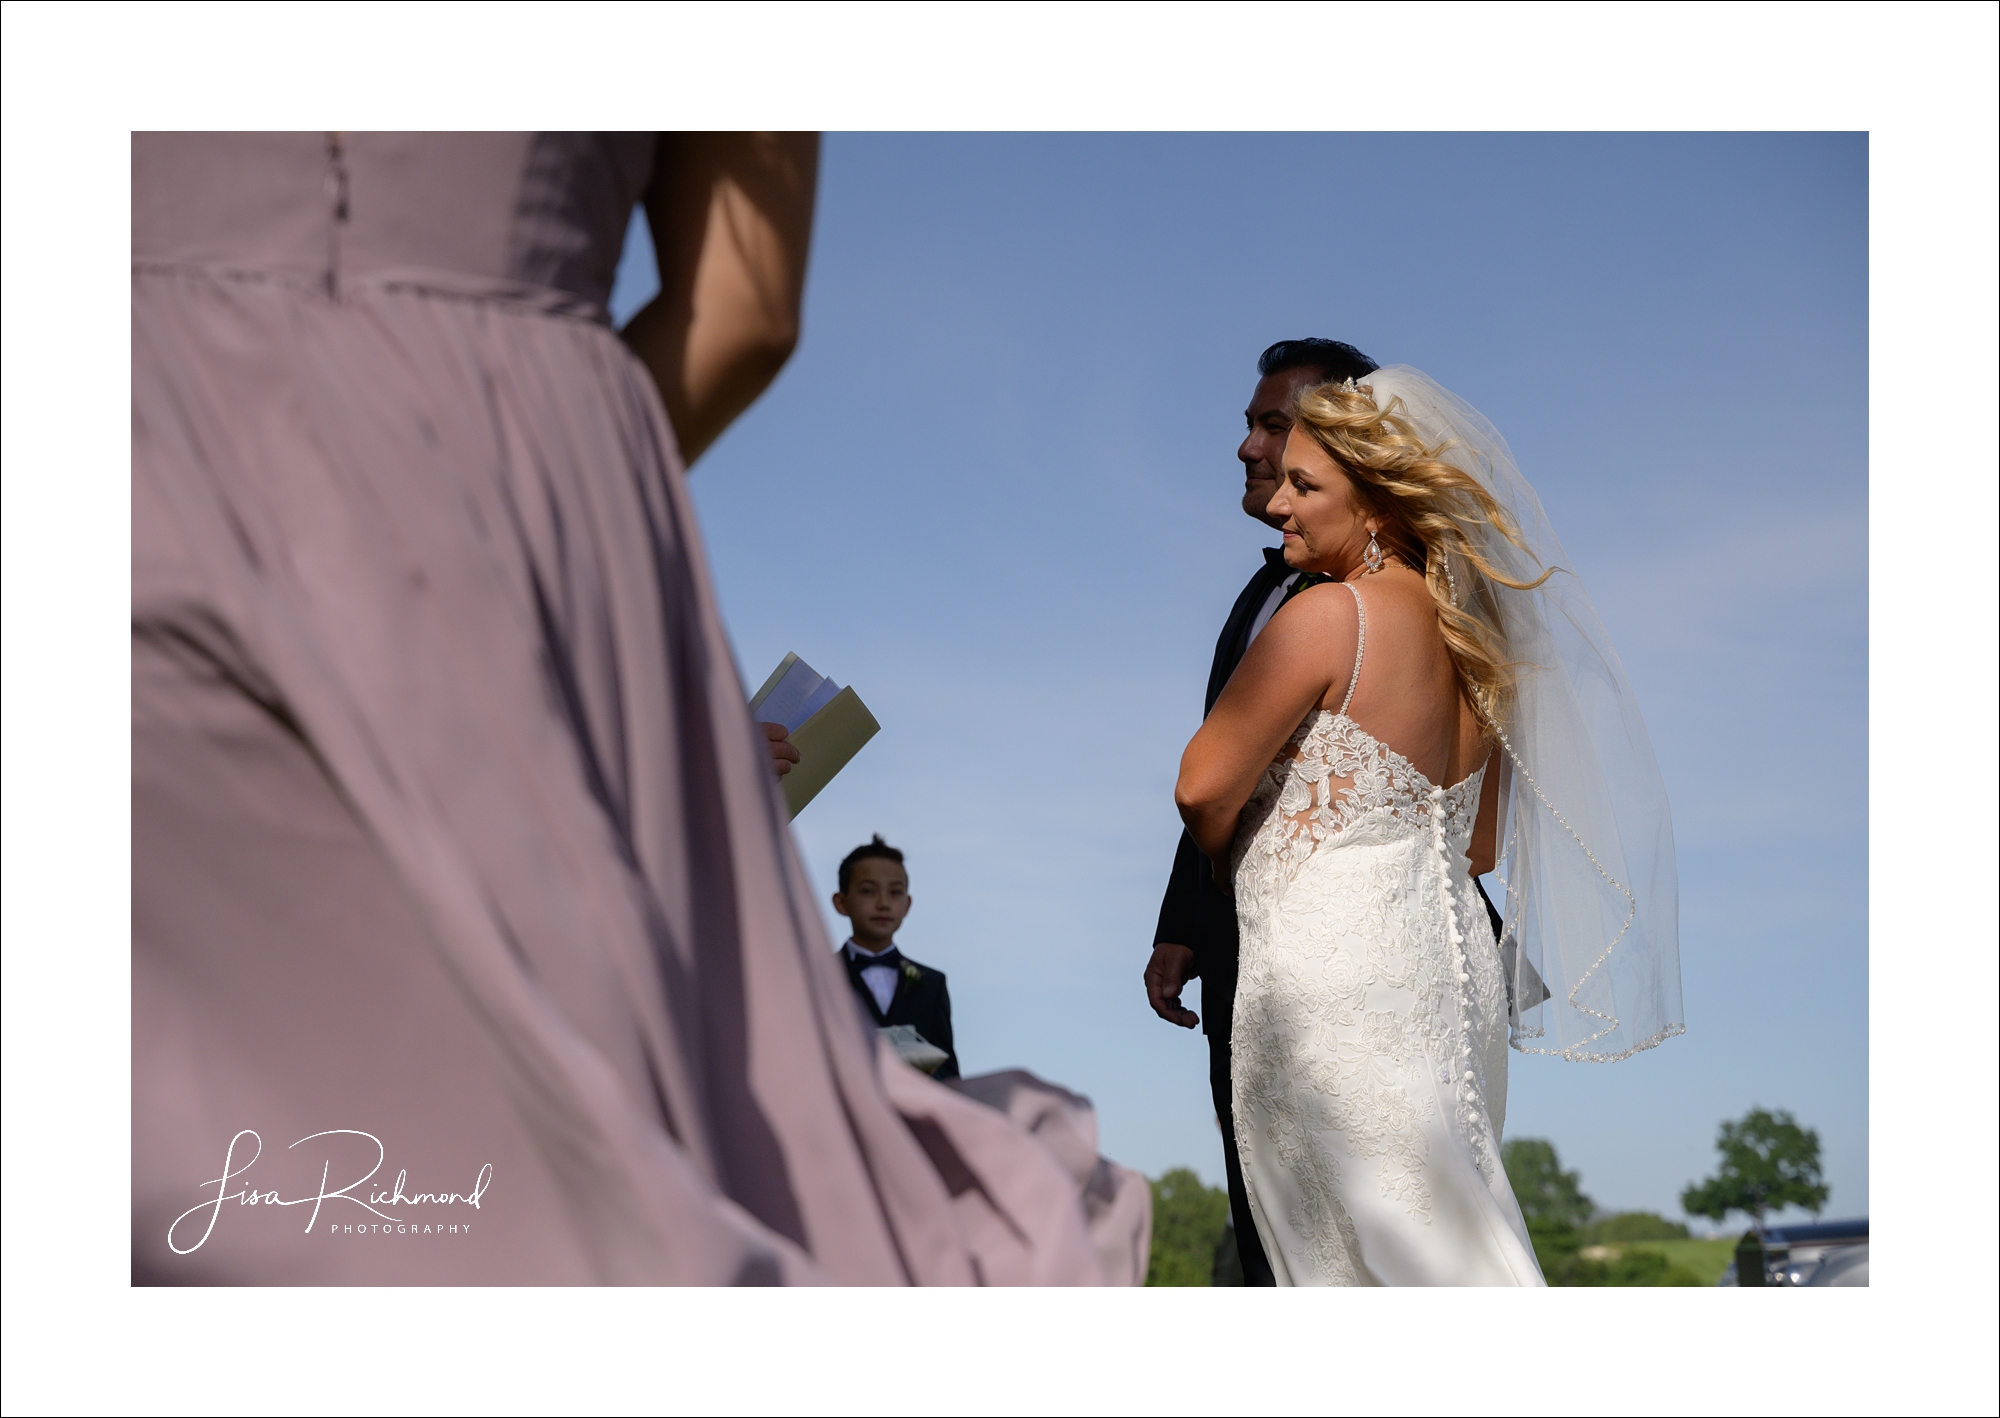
[[849, 947, 902, 972]]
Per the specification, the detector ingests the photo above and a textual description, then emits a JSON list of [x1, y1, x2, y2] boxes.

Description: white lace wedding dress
[[1230, 582, 1545, 1286]]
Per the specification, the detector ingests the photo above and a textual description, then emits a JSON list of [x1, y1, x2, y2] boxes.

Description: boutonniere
[[902, 962, 922, 982]]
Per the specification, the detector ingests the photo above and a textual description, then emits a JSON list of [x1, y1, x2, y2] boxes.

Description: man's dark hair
[[838, 834, 905, 893], [1258, 338, 1379, 385]]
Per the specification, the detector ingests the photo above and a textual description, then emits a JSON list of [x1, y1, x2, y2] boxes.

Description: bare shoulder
[[1354, 565, 1430, 605], [1237, 580, 1361, 704], [1265, 579, 1360, 635], [1351, 568, 1440, 636]]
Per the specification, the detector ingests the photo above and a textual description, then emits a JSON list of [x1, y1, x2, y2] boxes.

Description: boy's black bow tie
[[849, 947, 902, 970]]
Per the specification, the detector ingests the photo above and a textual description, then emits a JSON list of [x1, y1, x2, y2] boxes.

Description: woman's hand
[[759, 721, 801, 777]]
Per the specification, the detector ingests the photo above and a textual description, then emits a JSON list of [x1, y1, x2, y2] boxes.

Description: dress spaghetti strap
[[1337, 580, 1366, 717]]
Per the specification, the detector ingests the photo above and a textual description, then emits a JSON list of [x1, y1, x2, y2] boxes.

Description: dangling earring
[[1364, 528, 1384, 573]]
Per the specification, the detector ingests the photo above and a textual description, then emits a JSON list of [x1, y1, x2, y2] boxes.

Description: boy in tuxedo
[[833, 835, 959, 1079]]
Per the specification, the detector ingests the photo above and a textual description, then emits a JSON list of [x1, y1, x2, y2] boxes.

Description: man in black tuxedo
[[835, 834, 959, 1080], [1143, 338, 1381, 1286]]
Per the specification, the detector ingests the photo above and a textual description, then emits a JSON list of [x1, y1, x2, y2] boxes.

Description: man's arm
[[1145, 944, 1199, 1029], [1145, 832, 1204, 1028], [1145, 558, 1285, 1030]]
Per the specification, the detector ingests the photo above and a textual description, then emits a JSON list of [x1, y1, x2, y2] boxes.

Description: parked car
[[1717, 1218, 1867, 1286]]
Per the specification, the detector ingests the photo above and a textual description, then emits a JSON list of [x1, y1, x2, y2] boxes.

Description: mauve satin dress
[[131, 133, 1111, 1285]]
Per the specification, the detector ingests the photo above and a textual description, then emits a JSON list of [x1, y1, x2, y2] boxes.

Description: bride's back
[[1317, 568, 1488, 789], [1272, 568, 1488, 793]]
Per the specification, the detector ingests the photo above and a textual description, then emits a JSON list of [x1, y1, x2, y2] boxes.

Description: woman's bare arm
[[622, 133, 819, 466], [1468, 744, 1507, 876], [1176, 584, 1353, 860]]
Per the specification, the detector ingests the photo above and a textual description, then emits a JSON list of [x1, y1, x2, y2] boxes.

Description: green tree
[[1145, 1168, 1230, 1287], [1680, 1107, 1829, 1231], [1502, 1138, 1594, 1283], [1501, 1138, 1594, 1230], [1503, 1139, 1703, 1285]]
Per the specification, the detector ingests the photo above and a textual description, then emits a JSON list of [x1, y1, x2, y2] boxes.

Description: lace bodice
[[1231, 577, 1481, 876], [1234, 708, 1485, 878]]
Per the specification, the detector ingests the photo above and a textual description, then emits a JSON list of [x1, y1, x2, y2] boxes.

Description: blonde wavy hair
[[1291, 380, 1553, 732]]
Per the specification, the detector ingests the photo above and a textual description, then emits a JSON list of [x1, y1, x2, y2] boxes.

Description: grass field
[[1623, 1238, 1736, 1286]]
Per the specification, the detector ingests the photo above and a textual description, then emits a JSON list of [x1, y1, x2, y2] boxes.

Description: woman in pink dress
[[132, 132, 1119, 1284]]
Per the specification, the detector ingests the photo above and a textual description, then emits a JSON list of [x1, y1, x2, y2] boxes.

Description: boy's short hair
[[838, 834, 906, 893]]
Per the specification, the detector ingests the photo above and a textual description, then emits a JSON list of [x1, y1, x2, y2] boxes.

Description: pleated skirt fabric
[[131, 264, 1099, 1284]]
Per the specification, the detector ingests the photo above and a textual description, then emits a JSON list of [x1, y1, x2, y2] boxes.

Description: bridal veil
[[1360, 366, 1684, 1061]]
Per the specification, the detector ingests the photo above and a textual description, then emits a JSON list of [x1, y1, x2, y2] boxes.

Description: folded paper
[[879, 1024, 949, 1074], [749, 652, 881, 818]]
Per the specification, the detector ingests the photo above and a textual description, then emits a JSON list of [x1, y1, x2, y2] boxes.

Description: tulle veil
[[1362, 366, 1684, 1061]]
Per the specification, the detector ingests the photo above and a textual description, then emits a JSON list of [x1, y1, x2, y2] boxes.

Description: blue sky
[[611, 132, 1866, 1225]]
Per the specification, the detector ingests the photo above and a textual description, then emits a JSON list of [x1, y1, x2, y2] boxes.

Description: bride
[[1176, 367, 1682, 1286]]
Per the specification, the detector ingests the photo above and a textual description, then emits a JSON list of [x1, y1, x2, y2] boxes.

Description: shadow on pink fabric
[[131, 132, 1135, 1285], [944, 1070, 1155, 1286]]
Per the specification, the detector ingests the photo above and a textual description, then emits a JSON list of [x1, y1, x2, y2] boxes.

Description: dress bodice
[[1230, 575, 1484, 886], [1234, 708, 1485, 884], [132, 132, 656, 315]]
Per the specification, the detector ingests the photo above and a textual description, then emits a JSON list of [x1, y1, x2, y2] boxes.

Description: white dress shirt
[[844, 940, 899, 1015], [1246, 571, 1302, 647]]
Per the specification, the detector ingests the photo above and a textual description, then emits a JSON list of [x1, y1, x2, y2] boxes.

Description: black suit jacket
[[1154, 549, 1511, 1038], [844, 948, 959, 1080], [1154, 548, 1293, 1038]]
